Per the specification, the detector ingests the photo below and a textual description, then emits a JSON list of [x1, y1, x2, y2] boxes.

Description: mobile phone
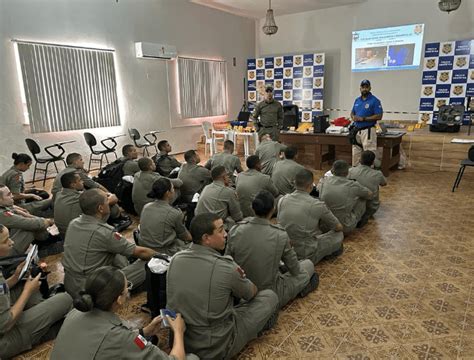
[[160, 309, 177, 327]]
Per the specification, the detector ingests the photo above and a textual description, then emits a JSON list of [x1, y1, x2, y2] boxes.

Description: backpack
[[115, 178, 136, 215], [94, 159, 126, 192]]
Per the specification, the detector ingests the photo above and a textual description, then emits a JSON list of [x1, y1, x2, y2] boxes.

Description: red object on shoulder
[[332, 117, 351, 127]]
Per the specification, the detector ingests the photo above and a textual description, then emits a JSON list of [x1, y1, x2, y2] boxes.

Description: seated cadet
[[226, 191, 318, 308], [271, 146, 305, 195], [177, 150, 211, 203], [0, 224, 72, 359], [152, 140, 182, 177], [54, 172, 84, 238], [62, 189, 157, 298], [278, 169, 344, 264], [51, 266, 197, 360], [167, 213, 279, 360], [319, 160, 373, 234], [235, 155, 279, 218], [348, 150, 387, 221], [204, 140, 243, 185], [0, 184, 56, 256], [195, 166, 243, 230], [0, 153, 52, 216], [255, 133, 287, 175], [132, 158, 183, 216], [119, 144, 140, 176], [140, 178, 191, 255]]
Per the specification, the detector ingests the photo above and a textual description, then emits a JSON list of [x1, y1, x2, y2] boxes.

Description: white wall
[[257, 0, 474, 120], [0, 0, 255, 176]]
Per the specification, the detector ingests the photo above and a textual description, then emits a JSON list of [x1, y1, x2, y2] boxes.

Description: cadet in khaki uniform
[[320, 160, 373, 234], [152, 140, 182, 177], [120, 144, 141, 176], [51, 266, 198, 360], [271, 146, 305, 195], [132, 158, 183, 215], [278, 169, 344, 264], [167, 213, 279, 360], [177, 150, 211, 203], [251, 86, 284, 141], [140, 178, 191, 255], [235, 155, 279, 217], [227, 191, 317, 308], [0, 185, 53, 255], [205, 140, 243, 185], [54, 172, 84, 238], [0, 225, 72, 359], [195, 166, 243, 230], [255, 133, 287, 175], [348, 150, 387, 219], [62, 189, 157, 297]]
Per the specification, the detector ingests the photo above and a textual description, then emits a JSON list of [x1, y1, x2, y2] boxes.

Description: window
[[177, 57, 227, 119], [15, 41, 120, 133]]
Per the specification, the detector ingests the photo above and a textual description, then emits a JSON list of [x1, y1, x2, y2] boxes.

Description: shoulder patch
[[236, 266, 247, 279], [114, 232, 122, 241], [3, 211, 13, 217], [133, 334, 148, 350]]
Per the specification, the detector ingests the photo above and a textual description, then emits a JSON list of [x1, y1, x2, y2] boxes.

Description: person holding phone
[[51, 266, 198, 360]]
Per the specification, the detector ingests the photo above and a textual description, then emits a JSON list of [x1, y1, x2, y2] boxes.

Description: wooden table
[[279, 131, 404, 176]]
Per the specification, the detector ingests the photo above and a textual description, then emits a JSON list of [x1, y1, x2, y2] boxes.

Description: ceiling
[[190, 0, 367, 19]]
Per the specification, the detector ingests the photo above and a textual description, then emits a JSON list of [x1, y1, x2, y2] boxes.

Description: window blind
[[178, 57, 227, 119], [16, 41, 120, 133]]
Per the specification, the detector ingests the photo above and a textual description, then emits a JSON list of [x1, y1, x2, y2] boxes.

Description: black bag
[[94, 159, 126, 192], [469, 145, 474, 161], [115, 179, 136, 215], [145, 255, 171, 318]]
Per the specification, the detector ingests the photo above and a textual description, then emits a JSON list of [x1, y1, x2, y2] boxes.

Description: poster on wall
[[418, 39, 474, 124], [247, 53, 325, 122]]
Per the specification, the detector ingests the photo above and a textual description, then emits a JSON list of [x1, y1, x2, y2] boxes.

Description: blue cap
[[360, 79, 371, 87]]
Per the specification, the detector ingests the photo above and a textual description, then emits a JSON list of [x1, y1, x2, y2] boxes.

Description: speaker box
[[313, 115, 330, 133]]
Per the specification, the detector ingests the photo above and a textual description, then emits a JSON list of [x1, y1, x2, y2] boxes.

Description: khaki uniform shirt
[[140, 200, 189, 255], [348, 165, 386, 212], [167, 243, 256, 360], [271, 159, 305, 195], [205, 152, 243, 183], [119, 157, 140, 176], [51, 308, 176, 360], [0, 269, 12, 336], [54, 188, 82, 236], [235, 169, 279, 217], [0, 206, 47, 233], [153, 152, 181, 177], [252, 99, 284, 128], [277, 190, 340, 260], [226, 217, 301, 291], [52, 167, 99, 198], [62, 215, 136, 296], [255, 140, 287, 175], [177, 163, 211, 203], [319, 176, 371, 229], [195, 181, 243, 224]]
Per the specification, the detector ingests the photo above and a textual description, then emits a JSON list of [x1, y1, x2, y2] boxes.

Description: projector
[[438, 0, 461, 13]]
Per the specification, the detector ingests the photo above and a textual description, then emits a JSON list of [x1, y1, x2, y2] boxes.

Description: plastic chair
[[128, 128, 161, 156], [25, 138, 67, 186], [83, 132, 119, 171], [202, 121, 225, 156]]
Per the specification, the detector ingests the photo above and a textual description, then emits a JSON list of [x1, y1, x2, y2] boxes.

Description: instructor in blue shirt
[[350, 79, 383, 165]]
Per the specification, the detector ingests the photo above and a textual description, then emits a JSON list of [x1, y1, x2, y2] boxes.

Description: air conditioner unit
[[135, 42, 177, 60]]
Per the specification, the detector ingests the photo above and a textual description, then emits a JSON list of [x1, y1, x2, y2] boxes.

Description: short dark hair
[[138, 157, 153, 171], [284, 146, 298, 160], [224, 140, 234, 150], [332, 160, 350, 177], [295, 168, 314, 188], [12, 153, 32, 165], [122, 144, 134, 157], [61, 171, 80, 189], [74, 266, 125, 312], [246, 155, 260, 169], [147, 177, 172, 200], [184, 150, 197, 163], [157, 140, 168, 151], [360, 151, 376, 166], [190, 213, 221, 244], [79, 189, 106, 216], [66, 153, 82, 166], [252, 190, 275, 217], [211, 165, 226, 180]]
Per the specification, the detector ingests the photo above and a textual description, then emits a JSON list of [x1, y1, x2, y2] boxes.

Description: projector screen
[[352, 24, 425, 72]]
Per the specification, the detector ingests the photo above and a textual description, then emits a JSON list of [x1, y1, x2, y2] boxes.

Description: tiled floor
[[14, 164, 474, 360]]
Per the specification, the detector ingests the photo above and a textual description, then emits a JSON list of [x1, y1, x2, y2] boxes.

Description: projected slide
[[352, 24, 424, 72]]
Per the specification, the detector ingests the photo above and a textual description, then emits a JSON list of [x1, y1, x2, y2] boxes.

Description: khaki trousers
[[352, 127, 377, 166]]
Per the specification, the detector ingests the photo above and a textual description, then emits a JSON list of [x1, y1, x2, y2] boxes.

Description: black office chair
[[452, 146, 474, 192], [83, 132, 120, 171], [25, 138, 67, 186], [128, 128, 162, 156]]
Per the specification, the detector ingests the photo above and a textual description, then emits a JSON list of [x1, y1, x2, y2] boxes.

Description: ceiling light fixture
[[262, 0, 278, 36], [438, 0, 461, 13]]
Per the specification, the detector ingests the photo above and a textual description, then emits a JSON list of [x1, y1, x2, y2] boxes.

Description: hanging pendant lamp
[[262, 0, 278, 36]]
